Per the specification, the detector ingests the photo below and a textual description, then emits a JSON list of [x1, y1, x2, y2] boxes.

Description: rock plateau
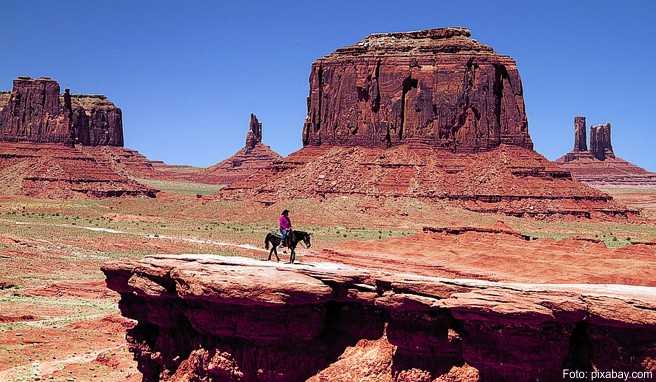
[[103, 253, 656, 382], [302, 27, 533, 152]]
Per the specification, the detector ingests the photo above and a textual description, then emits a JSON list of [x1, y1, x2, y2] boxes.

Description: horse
[[264, 230, 312, 264]]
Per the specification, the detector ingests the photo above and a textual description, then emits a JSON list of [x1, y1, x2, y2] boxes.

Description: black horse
[[264, 230, 311, 263]]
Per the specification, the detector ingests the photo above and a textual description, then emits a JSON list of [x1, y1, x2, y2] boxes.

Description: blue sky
[[2, 1, 654, 169]]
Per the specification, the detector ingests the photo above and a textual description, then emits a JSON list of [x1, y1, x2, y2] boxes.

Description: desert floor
[[0, 180, 655, 381]]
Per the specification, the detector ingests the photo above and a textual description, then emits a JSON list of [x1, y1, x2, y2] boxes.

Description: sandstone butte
[[557, 116, 656, 186], [218, 28, 633, 219], [0, 76, 157, 197], [102, 250, 656, 382]]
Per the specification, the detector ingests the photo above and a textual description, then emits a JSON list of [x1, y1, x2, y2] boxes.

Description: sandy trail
[[7, 219, 269, 253]]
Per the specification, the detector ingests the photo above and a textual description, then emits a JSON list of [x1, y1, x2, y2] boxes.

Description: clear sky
[[2, 1, 654, 170]]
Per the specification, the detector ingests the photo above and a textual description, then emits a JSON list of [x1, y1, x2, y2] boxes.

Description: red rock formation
[[0, 142, 156, 198], [202, 114, 282, 185], [302, 27, 533, 152], [0, 77, 73, 145], [573, 116, 587, 152], [69, 95, 124, 146], [245, 113, 262, 151], [103, 254, 656, 382], [590, 123, 614, 161], [558, 117, 656, 186], [220, 144, 634, 218], [0, 77, 124, 147]]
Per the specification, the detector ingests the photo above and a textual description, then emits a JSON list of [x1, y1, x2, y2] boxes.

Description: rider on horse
[[279, 209, 292, 248]]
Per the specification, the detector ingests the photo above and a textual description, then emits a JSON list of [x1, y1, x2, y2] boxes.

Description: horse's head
[[302, 232, 312, 248]]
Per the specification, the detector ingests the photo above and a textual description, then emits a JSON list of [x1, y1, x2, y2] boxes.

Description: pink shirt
[[279, 215, 291, 230]]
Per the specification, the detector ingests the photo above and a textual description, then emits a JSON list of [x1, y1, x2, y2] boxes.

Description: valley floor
[[0, 181, 655, 381]]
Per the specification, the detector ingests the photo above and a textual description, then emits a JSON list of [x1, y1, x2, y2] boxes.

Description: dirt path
[[6, 219, 269, 253]]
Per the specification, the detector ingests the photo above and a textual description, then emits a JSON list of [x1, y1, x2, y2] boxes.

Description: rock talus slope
[[204, 114, 282, 185], [103, 254, 656, 382]]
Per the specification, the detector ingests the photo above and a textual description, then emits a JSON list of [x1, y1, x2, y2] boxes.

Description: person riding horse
[[265, 209, 311, 263], [279, 209, 292, 248]]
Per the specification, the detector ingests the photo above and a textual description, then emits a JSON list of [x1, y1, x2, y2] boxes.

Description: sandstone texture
[[558, 117, 656, 186], [0, 77, 73, 145], [103, 254, 656, 382], [203, 114, 281, 185], [220, 144, 634, 218], [0, 77, 124, 147], [302, 28, 533, 152], [0, 143, 157, 198], [70, 95, 124, 146]]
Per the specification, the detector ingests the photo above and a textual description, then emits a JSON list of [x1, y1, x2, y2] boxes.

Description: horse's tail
[[264, 234, 270, 250]]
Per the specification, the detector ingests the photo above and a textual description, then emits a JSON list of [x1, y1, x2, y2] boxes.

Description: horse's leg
[[290, 245, 295, 264], [274, 245, 280, 262]]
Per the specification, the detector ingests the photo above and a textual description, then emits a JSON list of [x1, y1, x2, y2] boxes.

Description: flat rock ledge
[[102, 255, 656, 382]]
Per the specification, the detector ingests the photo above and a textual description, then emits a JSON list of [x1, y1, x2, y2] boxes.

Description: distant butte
[[218, 27, 634, 219], [557, 117, 656, 186], [0, 77, 123, 146], [0, 76, 157, 198], [302, 27, 533, 152]]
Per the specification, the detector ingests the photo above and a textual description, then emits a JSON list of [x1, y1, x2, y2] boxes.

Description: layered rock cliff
[[0, 77, 124, 147], [103, 254, 656, 382], [70, 95, 124, 146], [0, 77, 73, 145], [302, 27, 533, 152]]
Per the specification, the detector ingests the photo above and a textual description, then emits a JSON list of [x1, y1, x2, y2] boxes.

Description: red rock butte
[[558, 116, 656, 186], [302, 27, 533, 152], [0, 77, 123, 146], [219, 28, 634, 218], [0, 76, 156, 197]]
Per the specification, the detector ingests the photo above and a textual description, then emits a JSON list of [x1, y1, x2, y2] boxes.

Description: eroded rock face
[[245, 113, 262, 151], [573, 116, 587, 152], [70, 95, 124, 146], [590, 123, 614, 161], [103, 255, 656, 382], [302, 27, 533, 152], [0, 77, 124, 147], [0, 77, 73, 145]]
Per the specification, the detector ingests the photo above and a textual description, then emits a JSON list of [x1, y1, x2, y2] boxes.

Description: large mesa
[[218, 28, 633, 219], [0, 77, 124, 146], [302, 27, 532, 152], [0, 76, 157, 197]]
